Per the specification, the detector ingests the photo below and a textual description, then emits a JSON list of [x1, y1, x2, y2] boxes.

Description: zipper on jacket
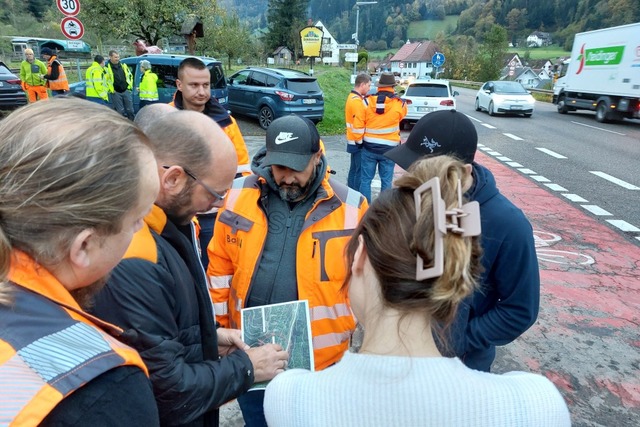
[[312, 240, 317, 258]]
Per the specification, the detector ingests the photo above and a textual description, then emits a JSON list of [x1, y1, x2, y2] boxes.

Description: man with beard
[[207, 115, 369, 426], [91, 110, 289, 427]]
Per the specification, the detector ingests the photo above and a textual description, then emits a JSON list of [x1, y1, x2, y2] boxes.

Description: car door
[[227, 69, 251, 115], [478, 82, 493, 109]]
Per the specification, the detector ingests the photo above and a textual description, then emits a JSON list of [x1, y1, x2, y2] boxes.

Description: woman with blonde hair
[[264, 155, 570, 427], [0, 98, 161, 425]]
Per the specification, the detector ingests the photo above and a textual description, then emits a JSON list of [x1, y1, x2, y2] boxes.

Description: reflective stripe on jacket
[[0, 251, 148, 426], [207, 174, 368, 370], [46, 56, 69, 91], [85, 62, 108, 100], [354, 87, 407, 153], [345, 90, 367, 146], [139, 69, 159, 101], [105, 62, 133, 92]]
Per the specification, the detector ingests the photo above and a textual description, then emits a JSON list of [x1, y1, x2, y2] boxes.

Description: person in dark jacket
[[91, 110, 288, 427], [384, 109, 540, 372]]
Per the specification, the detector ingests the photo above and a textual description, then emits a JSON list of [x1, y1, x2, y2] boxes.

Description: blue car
[[227, 67, 324, 129], [70, 54, 228, 113]]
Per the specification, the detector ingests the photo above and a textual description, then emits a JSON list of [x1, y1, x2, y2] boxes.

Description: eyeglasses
[[162, 165, 227, 203]]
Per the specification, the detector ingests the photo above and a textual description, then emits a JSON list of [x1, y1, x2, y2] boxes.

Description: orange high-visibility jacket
[[45, 55, 69, 91], [207, 174, 368, 370], [0, 251, 148, 426], [345, 90, 367, 147], [354, 87, 407, 153]]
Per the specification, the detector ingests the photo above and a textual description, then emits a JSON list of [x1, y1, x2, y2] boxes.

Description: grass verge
[[316, 67, 352, 135]]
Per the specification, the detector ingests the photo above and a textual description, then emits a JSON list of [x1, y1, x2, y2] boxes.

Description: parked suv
[[0, 61, 27, 109], [70, 54, 227, 113], [227, 67, 324, 129], [400, 79, 458, 129]]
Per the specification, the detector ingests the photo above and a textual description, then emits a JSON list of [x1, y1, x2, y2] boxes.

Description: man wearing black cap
[[208, 115, 368, 426], [385, 110, 540, 372], [41, 47, 69, 96]]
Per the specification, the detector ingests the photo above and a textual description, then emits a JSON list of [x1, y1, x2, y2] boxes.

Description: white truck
[[553, 22, 640, 123]]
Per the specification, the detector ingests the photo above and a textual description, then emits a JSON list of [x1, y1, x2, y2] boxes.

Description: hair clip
[[413, 176, 481, 281]]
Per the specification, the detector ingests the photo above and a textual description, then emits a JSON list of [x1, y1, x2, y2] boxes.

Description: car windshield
[[493, 82, 528, 94], [285, 79, 321, 94], [0, 64, 12, 75], [405, 84, 449, 97]]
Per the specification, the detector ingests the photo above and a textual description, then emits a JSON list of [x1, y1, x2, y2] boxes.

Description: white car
[[400, 79, 459, 129], [475, 81, 535, 117]]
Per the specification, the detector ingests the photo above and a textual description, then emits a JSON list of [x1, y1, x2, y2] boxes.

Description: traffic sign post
[[61, 16, 84, 40], [57, 0, 80, 17]]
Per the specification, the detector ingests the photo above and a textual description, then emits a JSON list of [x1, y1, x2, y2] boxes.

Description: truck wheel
[[474, 98, 481, 111], [488, 101, 495, 116], [595, 102, 609, 123], [557, 95, 569, 114], [258, 106, 274, 129]]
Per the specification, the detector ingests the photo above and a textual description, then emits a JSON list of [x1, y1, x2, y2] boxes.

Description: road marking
[[482, 123, 497, 129], [487, 151, 502, 156], [563, 193, 589, 203], [504, 133, 524, 141], [479, 146, 493, 151], [531, 175, 551, 182], [545, 183, 568, 191], [536, 147, 567, 159], [518, 168, 537, 174], [590, 171, 640, 190], [571, 121, 626, 136], [497, 156, 512, 161], [467, 115, 483, 123], [581, 205, 612, 216], [506, 161, 523, 167], [606, 220, 640, 232]]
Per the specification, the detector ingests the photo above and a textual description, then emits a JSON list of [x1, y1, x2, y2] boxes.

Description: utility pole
[[353, 1, 377, 76]]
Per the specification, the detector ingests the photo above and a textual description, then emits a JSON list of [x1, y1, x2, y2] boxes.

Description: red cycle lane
[[475, 151, 640, 427]]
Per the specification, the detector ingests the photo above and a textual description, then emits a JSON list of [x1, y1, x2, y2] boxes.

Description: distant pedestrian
[[264, 155, 570, 427], [353, 72, 407, 202], [40, 47, 69, 96], [19, 48, 48, 102], [344, 73, 371, 191], [85, 55, 109, 105], [137, 59, 159, 108], [105, 50, 134, 119]]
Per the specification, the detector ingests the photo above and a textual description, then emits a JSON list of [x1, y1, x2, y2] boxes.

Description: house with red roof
[[389, 40, 441, 79]]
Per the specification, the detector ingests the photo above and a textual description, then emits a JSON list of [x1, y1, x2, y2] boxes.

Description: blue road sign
[[432, 52, 445, 67]]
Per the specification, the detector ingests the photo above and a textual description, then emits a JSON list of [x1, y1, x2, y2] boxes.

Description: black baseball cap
[[385, 110, 478, 170], [263, 115, 321, 171]]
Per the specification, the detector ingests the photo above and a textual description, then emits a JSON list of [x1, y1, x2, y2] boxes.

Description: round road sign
[[61, 17, 84, 40], [432, 52, 445, 67], [57, 0, 81, 17]]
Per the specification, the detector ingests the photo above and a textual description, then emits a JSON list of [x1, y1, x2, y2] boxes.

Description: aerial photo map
[[241, 300, 314, 390]]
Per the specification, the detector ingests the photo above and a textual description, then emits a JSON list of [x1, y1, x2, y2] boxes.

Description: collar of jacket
[[145, 204, 169, 235], [173, 90, 232, 128]]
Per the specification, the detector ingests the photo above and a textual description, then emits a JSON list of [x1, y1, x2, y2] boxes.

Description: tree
[[81, 0, 212, 46], [476, 24, 508, 81], [265, 0, 309, 56], [208, 13, 252, 70]]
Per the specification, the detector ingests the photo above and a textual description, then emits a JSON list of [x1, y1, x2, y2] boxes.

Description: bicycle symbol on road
[[534, 230, 595, 267]]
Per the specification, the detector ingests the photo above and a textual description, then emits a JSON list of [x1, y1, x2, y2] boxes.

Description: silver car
[[400, 79, 458, 129], [475, 81, 535, 117]]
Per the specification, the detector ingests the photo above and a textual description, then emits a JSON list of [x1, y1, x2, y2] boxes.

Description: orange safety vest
[[354, 87, 407, 151], [0, 251, 148, 426], [345, 90, 367, 146], [207, 174, 368, 370], [46, 55, 69, 91]]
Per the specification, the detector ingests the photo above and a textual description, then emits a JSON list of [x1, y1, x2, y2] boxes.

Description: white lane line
[[467, 115, 483, 123], [480, 146, 492, 151], [487, 151, 502, 156], [531, 175, 551, 182], [571, 121, 626, 136], [477, 143, 486, 147], [581, 205, 612, 216], [563, 194, 589, 203], [536, 147, 567, 159], [482, 123, 497, 129], [506, 161, 523, 167], [497, 156, 512, 161], [606, 220, 640, 232], [504, 133, 524, 141], [545, 183, 568, 191], [590, 171, 640, 190], [518, 168, 537, 174]]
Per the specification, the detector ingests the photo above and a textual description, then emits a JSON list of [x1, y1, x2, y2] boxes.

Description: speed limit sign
[[57, 0, 80, 17]]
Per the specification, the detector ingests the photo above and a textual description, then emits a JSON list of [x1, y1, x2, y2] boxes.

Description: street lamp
[[353, 1, 377, 76]]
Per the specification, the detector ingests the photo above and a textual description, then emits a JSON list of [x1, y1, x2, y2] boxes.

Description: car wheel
[[557, 95, 569, 114], [475, 98, 481, 111], [258, 106, 274, 129], [488, 101, 495, 116], [595, 101, 610, 123]]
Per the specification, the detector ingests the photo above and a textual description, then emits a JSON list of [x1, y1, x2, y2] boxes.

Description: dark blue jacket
[[450, 162, 540, 371]]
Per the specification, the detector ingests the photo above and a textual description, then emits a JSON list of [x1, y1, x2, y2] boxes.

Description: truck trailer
[[553, 22, 640, 123]]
